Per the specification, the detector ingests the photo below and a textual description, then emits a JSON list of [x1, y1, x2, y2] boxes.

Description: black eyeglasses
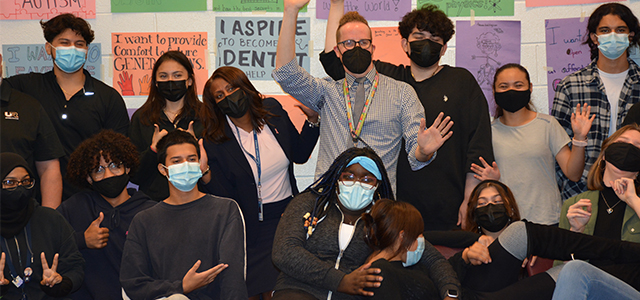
[[2, 178, 36, 190], [338, 39, 372, 50]]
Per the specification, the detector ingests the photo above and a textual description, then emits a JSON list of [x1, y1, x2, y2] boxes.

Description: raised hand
[[177, 121, 196, 139], [150, 124, 169, 152], [182, 260, 228, 294], [117, 71, 135, 96], [0, 253, 9, 285], [612, 178, 640, 211], [570, 103, 594, 141], [284, 0, 311, 11], [470, 157, 501, 181], [417, 113, 454, 160], [84, 212, 109, 249], [566, 199, 592, 233], [337, 263, 382, 296], [40, 253, 62, 288], [139, 74, 151, 96]]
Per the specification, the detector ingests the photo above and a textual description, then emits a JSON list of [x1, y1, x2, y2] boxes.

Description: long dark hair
[[201, 66, 273, 144], [464, 180, 521, 233], [137, 51, 202, 126], [493, 63, 534, 118], [363, 199, 423, 260], [303, 147, 394, 234], [584, 3, 640, 60]]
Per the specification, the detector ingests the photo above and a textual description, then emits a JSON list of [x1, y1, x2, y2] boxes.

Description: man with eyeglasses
[[274, 0, 454, 192], [319, 2, 494, 231], [1, 54, 65, 209], [56, 130, 155, 300]]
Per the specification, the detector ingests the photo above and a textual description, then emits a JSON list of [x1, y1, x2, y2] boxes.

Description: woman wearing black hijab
[[1, 152, 84, 299]]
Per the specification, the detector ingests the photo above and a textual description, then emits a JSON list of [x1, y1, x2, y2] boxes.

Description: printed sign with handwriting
[[316, 0, 410, 20], [216, 16, 310, 80], [111, 0, 205, 12], [213, 0, 306, 12], [417, 0, 513, 17], [2, 43, 102, 79], [545, 18, 591, 112], [111, 32, 208, 96], [1, 0, 95, 20], [456, 20, 521, 116], [372, 27, 410, 67]]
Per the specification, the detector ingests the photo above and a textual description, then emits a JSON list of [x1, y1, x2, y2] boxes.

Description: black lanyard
[[1, 223, 33, 290]]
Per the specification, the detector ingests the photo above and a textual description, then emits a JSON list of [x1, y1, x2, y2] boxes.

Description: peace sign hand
[[40, 252, 62, 287]]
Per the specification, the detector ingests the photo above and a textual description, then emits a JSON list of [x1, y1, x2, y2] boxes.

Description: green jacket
[[560, 190, 640, 243]]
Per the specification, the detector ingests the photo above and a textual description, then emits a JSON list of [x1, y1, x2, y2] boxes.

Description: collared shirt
[[552, 58, 640, 199], [272, 59, 431, 190], [5, 69, 130, 199]]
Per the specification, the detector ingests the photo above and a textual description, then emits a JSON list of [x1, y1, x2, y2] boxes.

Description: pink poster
[[526, 0, 620, 7], [372, 27, 411, 67], [455, 20, 521, 116], [316, 0, 411, 21], [267, 95, 308, 133], [545, 17, 592, 112], [0, 0, 96, 20]]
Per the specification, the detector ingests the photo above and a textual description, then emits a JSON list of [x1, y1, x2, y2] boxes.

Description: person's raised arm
[[36, 159, 62, 209], [324, 0, 344, 54], [276, 0, 310, 69], [556, 104, 593, 182]]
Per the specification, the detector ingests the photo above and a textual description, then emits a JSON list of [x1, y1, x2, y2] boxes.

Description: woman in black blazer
[[200, 66, 319, 300]]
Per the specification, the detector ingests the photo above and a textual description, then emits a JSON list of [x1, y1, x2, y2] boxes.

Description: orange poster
[[112, 32, 208, 96], [267, 95, 309, 133], [372, 27, 410, 67]]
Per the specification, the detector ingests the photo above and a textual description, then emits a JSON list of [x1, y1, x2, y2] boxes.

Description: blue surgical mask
[[403, 237, 425, 267], [337, 181, 375, 211], [597, 32, 630, 60], [163, 162, 202, 192], [51, 44, 87, 73]]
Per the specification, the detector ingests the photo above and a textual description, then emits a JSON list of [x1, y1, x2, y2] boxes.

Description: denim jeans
[[552, 260, 640, 300]]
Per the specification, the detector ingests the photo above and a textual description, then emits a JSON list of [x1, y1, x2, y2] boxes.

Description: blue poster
[[3, 43, 102, 79], [215, 16, 310, 80]]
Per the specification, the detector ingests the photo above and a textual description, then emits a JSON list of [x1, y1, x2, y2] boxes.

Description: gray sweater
[[120, 194, 248, 300], [272, 192, 461, 300]]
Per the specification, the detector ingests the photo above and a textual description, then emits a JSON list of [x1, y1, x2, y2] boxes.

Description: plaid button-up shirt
[[272, 59, 432, 191], [552, 58, 640, 199]]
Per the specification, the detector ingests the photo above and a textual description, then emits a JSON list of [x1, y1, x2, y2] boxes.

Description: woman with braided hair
[[271, 147, 461, 300]]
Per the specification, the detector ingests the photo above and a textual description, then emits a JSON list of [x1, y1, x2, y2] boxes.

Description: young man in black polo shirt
[[5, 14, 130, 200], [1, 54, 65, 208]]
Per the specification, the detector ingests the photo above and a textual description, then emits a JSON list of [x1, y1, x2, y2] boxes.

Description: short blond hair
[[336, 11, 371, 43]]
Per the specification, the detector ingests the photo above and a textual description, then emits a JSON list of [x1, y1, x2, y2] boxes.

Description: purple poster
[[545, 18, 591, 113], [316, 0, 410, 21], [456, 21, 521, 116]]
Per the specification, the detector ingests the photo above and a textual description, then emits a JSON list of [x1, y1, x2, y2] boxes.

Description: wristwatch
[[446, 289, 459, 298]]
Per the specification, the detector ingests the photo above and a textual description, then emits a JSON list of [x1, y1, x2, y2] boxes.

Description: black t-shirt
[[1, 82, 65, 201], [365, 259, 439, 300], [320, 51, 495, 230], [5, 69, 130, 199]]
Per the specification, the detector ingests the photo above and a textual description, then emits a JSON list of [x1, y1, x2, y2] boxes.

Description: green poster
[[417, 0, 514, 17], [111, 0, 206, 13], [212, 0, 306, 12]]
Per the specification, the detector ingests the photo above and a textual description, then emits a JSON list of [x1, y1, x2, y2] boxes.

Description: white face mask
[[337, 181, 375, 211], [403, 237, 425, 267]]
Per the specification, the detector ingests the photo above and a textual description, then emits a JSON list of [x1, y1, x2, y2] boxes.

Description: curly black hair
[[40, 13, 95, 45], [398, 4, 455, 43], [584, 3, 640, 60], [66, 130, 139, 189], [303, 147, 394, 235]]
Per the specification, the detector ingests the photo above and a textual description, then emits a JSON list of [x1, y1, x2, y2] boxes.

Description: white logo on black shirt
[[4, 111, 18, 120]]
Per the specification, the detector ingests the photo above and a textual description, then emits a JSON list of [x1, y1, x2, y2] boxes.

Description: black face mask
[[92, 173, 130, 199], [341, 47, 372, 74], [218, 89, 250, 119], [604, 142, 640, 172], [494, 89, 531, 113], [475, 204, 510, 233], [157, 80, 189, 102], [407, 39, 442, 68], [1, 186, 33, 213]]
